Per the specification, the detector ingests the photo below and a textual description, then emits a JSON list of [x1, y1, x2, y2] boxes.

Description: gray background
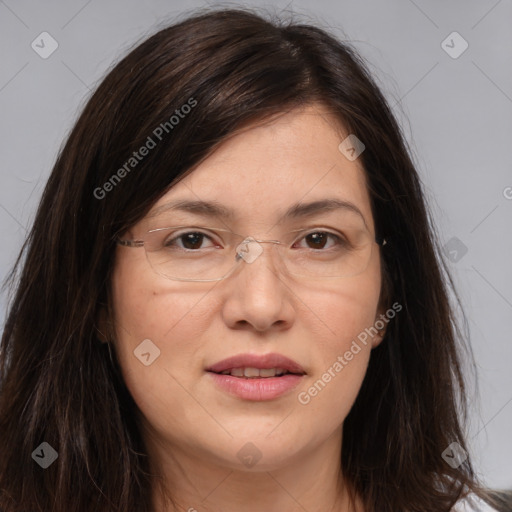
[[1, 0, 511, 489]]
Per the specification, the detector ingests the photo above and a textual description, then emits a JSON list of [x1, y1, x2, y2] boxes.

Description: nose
[[220, 239, 295, 332]]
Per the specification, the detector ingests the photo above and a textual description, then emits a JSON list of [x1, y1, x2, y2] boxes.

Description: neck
[[145, 426, 364, 512]]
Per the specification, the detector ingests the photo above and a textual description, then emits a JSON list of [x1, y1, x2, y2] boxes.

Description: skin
[[109, 103, 386, 512]]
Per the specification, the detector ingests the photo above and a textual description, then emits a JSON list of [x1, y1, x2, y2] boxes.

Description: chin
[[205, 429, 308, 471]]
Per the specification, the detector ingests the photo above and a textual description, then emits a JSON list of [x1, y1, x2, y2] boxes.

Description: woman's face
[[111, 103, 385, 473]]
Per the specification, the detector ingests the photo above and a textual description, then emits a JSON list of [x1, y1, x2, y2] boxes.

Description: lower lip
[[207, 372, 304, 401]]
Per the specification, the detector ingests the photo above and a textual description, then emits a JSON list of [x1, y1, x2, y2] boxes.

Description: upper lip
[[206, 353, 306, 375]]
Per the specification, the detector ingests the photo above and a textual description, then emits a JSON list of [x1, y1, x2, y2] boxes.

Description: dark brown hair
[[0, 7, 510, 512]]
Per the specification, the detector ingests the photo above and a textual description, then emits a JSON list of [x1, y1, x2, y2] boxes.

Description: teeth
[[244, 367, 260, 378], [219, 367, 290, 378]]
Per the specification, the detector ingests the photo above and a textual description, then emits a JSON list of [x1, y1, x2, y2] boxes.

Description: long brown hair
[[0, 7, 509, 512]]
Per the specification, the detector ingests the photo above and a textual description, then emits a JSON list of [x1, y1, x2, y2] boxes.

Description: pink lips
[[206, 352, 306, 401]]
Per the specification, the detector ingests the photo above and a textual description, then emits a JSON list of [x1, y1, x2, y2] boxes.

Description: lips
[[206, 353, 306, 376], [206, 353, 306, 401]]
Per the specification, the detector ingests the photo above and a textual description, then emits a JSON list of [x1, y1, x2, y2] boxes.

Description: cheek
[[312, 250, 382, 351], [109, 255, 225, 442], [110, 248, 214, 355], [297, 259, 382, 425]]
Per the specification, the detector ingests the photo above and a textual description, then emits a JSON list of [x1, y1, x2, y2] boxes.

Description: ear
[[372, 327, 386, 348], [371, 306, 389, 348]]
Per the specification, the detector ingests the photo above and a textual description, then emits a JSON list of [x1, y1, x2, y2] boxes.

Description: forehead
[[149, 104, 374, 231]]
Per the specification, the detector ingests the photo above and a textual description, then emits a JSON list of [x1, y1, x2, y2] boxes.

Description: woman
[[0, 7, 510, 512]]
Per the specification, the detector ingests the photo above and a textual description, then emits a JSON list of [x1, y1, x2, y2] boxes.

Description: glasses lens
[[240, 229, 374, 279], [284, 233, 373, 278], [142, 225, 376, 281], [144, 226, 238, 281]]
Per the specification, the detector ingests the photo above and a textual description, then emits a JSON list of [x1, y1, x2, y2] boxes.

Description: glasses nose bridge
[[253, 238, 283, 246], [234, 236, 286, 269]]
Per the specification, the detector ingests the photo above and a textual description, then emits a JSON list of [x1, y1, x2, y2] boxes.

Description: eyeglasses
[[117, 225, 386, 282]]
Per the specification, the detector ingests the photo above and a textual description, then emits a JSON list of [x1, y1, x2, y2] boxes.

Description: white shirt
[[453, 493, 499, 511]]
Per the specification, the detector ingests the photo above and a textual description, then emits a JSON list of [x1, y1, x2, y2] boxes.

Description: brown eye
[[165, 231, 216, 250], [305, 232, 329, 249], [294, 231, 348, 251]]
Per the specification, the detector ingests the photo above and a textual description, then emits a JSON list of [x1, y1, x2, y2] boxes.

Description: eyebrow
[[149, 197, 368, 226]]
